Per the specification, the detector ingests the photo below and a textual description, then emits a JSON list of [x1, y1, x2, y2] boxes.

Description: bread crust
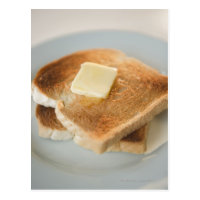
[[35, 105, 73, 140], [36, 104, 66, 130], [107, 124, 149, 154], [56, 95, 167, 154], [36, 104, 148, 153], [33, 48, 168, 153], [32, 49, 125, 100]]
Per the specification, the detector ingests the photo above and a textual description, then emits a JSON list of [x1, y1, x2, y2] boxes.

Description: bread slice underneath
[[107, 124, 148, 154], [32, 48, 168, 153], [35, 104, 148, 154], [35, 104, 73, 140]]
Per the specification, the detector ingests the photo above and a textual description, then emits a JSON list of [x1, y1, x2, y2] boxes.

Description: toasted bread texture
[[35, 104, 73, 140], [35, 104, 148, 154], [32, 49, 168, 153], [32, 49, 126, 107], [107, 124, 148, 154]]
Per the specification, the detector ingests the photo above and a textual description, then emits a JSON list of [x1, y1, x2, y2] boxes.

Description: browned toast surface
[[36, 104, 148, 154], [33, 48, 168, 153], [36, 104, 66, 131], [33, 49, 125, 100], [108, 124, 148, 154], [122, 124, 147, 142]]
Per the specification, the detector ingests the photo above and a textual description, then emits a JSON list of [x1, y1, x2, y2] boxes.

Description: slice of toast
[[35, 104, 148, 154], [107, 124, 149, 154], [32, 49, 168, 153], [35, 104, 73, 140], [32, 49, 127, 107]]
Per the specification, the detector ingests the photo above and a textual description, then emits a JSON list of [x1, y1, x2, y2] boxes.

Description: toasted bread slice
[[107, 124, 148, 154], [35, 104, 148, 154], [32, 49, 127, 107], [32, 49, 168, 153], [35, 104, 73, 140]]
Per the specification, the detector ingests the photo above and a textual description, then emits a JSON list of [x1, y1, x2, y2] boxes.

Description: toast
[[35, 104, 148, 154], [35, 104, 73, 140], [107, 124, 149, 154], [32, 49, 168, 153], [32, 49, 126, 107]]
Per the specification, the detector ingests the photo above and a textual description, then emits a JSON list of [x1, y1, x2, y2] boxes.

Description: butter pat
[[71, 62, 117, 98]]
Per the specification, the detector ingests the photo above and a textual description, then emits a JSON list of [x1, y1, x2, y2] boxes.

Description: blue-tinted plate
[[31, 30, 168, 189]]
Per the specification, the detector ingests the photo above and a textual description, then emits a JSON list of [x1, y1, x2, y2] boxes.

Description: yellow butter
[[71, 62, 117, 98]]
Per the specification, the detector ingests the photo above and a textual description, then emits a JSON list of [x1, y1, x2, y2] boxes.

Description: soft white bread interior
[[32, 84, 57, 108]]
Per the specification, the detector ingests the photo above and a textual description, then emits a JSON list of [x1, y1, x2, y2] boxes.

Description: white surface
[[31, 9, 168, 47]]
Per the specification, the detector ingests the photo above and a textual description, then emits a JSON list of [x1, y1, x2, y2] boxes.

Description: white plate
[[31, 30, 168, 189]]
